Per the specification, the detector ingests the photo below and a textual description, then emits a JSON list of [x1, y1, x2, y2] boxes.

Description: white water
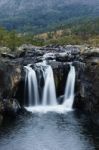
[[63, 65, 76, 110], [42, 66, 57, 106], [25, 105, 72, 114], [24, 65, 39, 106], [24, 63, 76, 113]]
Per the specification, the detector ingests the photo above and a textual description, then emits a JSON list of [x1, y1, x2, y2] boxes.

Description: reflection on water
[[0, 111, 98, 150]]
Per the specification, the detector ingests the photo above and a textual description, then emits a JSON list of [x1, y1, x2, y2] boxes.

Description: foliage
[[0, 18, 99, 52]]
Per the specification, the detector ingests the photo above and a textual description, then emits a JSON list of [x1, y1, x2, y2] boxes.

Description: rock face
[[0, 44, 99, 121], [0, 60, 21, 98], [74, 48, 99, 113], [0, 59, 21, 122]]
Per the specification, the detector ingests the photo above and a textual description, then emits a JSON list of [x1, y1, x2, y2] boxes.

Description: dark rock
[[49, 61, 70, 97], [55, 53, 71, 62], [1, 53, 16, 59], [0, 61, 22, 99], [0, 98, 20, 119], [73, 49, 99, 114], [83, 52, 99, 59], [57, 95, 64, 104], [0, 115, 3, 126], [43, 53, 56, 60], [0, 59, 23, 116], [19, 51, 26, 57]]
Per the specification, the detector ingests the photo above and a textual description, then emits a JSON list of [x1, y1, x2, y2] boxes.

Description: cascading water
[[24, 62, 76, 113], [63, 64, 76, 110], [42, 66, 57, 106], [24, 63, 57, 107], [24, 65, 39, 106]]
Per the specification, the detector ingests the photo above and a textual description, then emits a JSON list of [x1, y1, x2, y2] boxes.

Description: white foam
[[25, 105, 73, 114]]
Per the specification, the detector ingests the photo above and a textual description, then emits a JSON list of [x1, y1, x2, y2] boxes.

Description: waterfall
[[24, 64, 57, 106], [63, 64, 76, 109], [42, 66, 57, 106], [24, 65, 39, 106], [24, 62, 76, 113]]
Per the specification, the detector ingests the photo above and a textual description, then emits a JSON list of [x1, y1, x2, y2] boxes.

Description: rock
[[57, 95, 64, 104], [0, 60, 22, 118], [19, 51, 26, 58], [90, 113, 99, 125], [83, 52, 99, 59], [1, 52, 16, 59], [0, 101, 4, 113], [56, 53, 74, 62], [3, 99, 20, 114], [0, 98, 20, 118], [17, 44, 38, 52], [74, 48, 99, 114], [0, 60, 22, 102], [49, 61, 70, 96], [65, 45, 80, 55], [0, 46, 11, 54], [0, 115, 3, 125], [43, 53, 56, 60]]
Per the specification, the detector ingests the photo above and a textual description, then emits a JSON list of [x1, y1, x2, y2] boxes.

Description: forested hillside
[[0, 0, 99, 33]]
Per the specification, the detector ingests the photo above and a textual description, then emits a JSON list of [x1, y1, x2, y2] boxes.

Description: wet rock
[[57, 95, 64, 104], [49, 61, 70, 96]]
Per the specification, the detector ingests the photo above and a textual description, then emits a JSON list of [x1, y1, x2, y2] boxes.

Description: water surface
[[0, 110, 98, 150]]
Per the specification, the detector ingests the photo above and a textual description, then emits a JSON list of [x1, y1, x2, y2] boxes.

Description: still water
[[0, 110, 99, 150]]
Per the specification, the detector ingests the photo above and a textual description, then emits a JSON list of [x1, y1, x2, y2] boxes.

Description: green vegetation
[[0, 27, 45, 51], [0, 18, 99, 51], [0, 3, 95, 33]]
